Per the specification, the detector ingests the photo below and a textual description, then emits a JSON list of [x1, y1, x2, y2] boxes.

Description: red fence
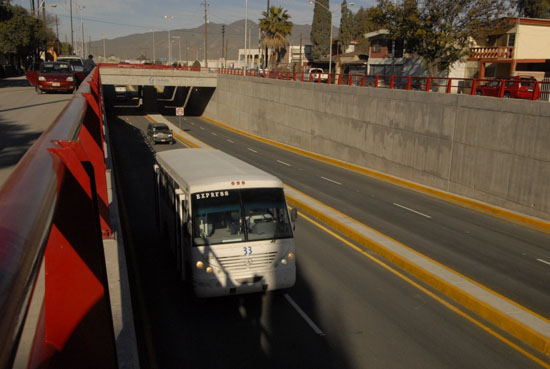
[[218, 68, 548, 101], [0, 68, 117, 369]]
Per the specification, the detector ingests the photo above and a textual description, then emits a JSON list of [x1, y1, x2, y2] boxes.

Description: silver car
[[147, 123, 174, 144]]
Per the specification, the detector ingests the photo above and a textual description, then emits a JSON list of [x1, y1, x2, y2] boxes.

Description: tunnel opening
[[102, 84, 216, 117]]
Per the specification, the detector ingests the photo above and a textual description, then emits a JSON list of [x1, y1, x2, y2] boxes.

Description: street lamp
[[51, 2, 74, 54], [149, 29, 156, 63], [172, 36, 181, 64], [164, 15, 174, 64], [76, 4, 85, 56], [308, 1, 354, 77]]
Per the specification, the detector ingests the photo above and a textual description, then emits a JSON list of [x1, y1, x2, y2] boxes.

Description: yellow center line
[[299, 211, 550, 369]]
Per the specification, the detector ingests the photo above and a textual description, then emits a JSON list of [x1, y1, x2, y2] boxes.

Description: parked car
[[36, 61, 77, 94], [476, 76, 540, 100], [57, 55, 86, 82], [307, 68, 328, 82], [147, 123, 174, 144], [394, 77, 428, 90]]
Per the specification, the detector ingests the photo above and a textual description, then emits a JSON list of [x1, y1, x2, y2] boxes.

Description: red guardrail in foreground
[[0, 68, 117, 369], [217, 68, 546, 101]]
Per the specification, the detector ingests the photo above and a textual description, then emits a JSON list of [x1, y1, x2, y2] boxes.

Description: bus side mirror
[[290, 208, 298, 222]]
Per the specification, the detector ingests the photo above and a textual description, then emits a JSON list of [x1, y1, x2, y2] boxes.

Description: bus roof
[[155, 148, 283, 193]]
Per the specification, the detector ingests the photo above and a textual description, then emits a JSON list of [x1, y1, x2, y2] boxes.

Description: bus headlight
[[287, 252, 295, 260], [281, 259, 288, 265], [206, 266, 213, 273], [196, 261, 205, 269]]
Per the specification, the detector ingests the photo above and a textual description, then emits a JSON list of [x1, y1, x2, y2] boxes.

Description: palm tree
[[259, 6, 293, 68]]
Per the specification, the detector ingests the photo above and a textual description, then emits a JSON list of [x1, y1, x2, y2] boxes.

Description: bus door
[[153, 164, 161, 231], [174, 189, 184, 275], [176, 190, 190, 281]]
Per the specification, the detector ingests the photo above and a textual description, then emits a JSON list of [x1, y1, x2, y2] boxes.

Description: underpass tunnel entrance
[[102, 84, 215, 116]]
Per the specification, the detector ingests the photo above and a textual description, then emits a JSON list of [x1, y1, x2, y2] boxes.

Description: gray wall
[[204, 75, 550, 221]]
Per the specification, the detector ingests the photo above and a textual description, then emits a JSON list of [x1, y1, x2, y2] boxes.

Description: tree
[[517, 0, 550, 18], [0, 3, 54, 65], [310, 0, 331, 60], [352, 5, 386, 53], [376, 0, 513, 77], [354, 5, 385, 35], [339, 0, 355, 53], [259, 6, 293, 68]]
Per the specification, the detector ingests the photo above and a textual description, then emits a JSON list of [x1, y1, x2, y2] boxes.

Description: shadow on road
[[0, 99, 71, 114], [0, 76, 31, 88], [107, 110, 353, 369], [0, 118, 42, 170]]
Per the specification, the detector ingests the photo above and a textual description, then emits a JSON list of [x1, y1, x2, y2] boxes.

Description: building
[[363, 29, 425, 76], [468, 17, 550, 80], [237, 45, 312, 69]]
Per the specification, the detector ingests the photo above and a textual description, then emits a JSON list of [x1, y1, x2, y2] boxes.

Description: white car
[[57, 55, 85, 73], [307, 68, 328, 82]]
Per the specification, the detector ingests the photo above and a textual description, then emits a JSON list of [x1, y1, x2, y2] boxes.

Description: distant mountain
[[89, 20, 317, 62]]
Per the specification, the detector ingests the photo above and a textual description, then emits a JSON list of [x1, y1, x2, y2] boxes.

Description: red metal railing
[[217, 68, 547, 101], [0, 68, 117, 369]]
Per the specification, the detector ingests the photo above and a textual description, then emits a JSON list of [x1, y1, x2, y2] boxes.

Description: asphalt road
[[165, 115, 550, 319], [0, 76, 72, 188], [107, 111, 544, 369]]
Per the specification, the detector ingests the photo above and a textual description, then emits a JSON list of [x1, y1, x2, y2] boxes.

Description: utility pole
[[221, 25, 225, 67], [245, 0, 248, 69], [81, 21, 85, 56], [265, 0, 270, 68], [41, 0, 45, 23], [225, 39, 228, 67], [202, 0, 208, 68], [70, 0, 74, 54], [299, 33, 303, 72], [55, 15, 59, 40]]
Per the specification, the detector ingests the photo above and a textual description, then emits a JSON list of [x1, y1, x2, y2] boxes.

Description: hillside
[[90, 20, 317, 62]]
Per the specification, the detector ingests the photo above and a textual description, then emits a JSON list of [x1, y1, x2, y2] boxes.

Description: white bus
[[154, 148, 297, 297]]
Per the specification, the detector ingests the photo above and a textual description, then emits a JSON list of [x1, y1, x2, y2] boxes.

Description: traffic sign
[[176, 107, 184, 116]]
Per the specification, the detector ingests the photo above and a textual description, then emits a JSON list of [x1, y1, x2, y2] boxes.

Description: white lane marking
[[199, 126, 205, 130], [284, 294, 326, 336], [226, 139, 234, 143], [536, 258, 550, 266], [393, 203, 432, 219], [248, 148, 258, 153], [321, 176, 342, 185], [211, 132, 217, 136], [277, 160, 291, 167]]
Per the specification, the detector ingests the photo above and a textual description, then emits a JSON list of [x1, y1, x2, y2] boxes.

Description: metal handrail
[[0, 74, 90, 369]]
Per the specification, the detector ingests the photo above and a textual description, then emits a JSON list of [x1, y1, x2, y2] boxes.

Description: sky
[[12, 0, 376, 42]]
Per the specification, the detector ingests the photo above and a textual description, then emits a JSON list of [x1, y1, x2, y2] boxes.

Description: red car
[[475, 76, 540, 100], [35, 61, 78, 94]]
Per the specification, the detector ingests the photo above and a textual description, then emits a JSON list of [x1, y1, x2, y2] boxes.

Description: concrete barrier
[[204, 75, 550, 223]]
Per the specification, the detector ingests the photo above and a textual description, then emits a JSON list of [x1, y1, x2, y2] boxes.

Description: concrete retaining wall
[[203, 75, 550, 221]]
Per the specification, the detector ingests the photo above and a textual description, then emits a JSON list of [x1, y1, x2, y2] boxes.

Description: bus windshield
[[192, 188, 293, 246]]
